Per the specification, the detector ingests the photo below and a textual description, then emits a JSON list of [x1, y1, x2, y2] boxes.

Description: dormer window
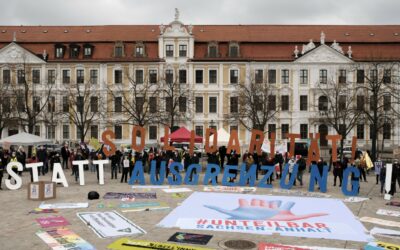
[[69, 44, 80, 58], [229, 42, 240, 57], [55, 44, 65, 58], [135, 42, 145, 57], [83, 44, 94, 58], [208, 42, 218, 57], [114, 42, 124, 58]]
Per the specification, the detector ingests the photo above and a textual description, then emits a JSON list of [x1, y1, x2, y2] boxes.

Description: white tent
[[209, 128, 231, 146], [0, 132, 52, 146]]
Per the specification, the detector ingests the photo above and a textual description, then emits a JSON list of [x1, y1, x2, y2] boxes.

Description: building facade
[[0, 12, 399, 150]]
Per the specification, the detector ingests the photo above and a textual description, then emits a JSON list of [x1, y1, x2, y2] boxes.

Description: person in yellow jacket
[[7, 152, 19, 184]]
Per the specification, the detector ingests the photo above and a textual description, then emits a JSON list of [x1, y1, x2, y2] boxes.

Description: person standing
[[16, 146, 26, 176], [61, 143, 70, 169], [380, 164, 386, 194], [121, 155, 130, 183], [37, 146, 47, 175], [8, 152, 18, 184], [288, 156, 296, 186], [28, 155, 39, 182], [333, 160, 343, 187], [297, 155, 306, 186], [110, 153, 118, 180], [374, 157, 383, 185], [0, 149, 4, 190], [389, 160, 398, 196]]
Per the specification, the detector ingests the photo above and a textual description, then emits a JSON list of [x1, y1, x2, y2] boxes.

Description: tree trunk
[[80, 127, 85, 143], [340, 138, 344, 162]]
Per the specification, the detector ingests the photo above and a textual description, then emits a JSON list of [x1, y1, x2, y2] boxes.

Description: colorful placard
[[107, 238, 213, 250]]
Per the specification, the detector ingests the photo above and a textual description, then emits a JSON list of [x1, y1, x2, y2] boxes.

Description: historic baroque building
[[0, 11, 399, 150]]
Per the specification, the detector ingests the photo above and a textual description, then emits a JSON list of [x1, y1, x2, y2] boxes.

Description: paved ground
[[0, 167, 399, 250]]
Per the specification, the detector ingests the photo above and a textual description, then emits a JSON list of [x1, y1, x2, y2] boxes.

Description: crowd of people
[[0, 143, 399, 196]]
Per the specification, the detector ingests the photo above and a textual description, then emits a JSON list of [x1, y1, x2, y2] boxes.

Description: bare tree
[[315, 78, 361, 160], [355, 62, 400, 161], [226, 77, 279, 132], [0, 77, 14, 139], [67, 80, 105, 143]]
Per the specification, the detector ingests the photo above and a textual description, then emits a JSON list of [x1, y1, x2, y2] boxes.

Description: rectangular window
[[115, 46, 123, 57], [339, 124, 346, 139], [229, 45, 239, 57], [90, 96, 98, 112], [63, 125, 69, 139], [281, 95, 289, 111], [179, 45, 187, 57], [136, 97, 144, 113], [135, 69, 144, 84], [384, 95, 391, 111], [34, 125, 40, 137], [300, 69, 308, 84], [90, 69, 98, 84], [281, 124, 289, 139], [268, 95, 276, 111], [62, 69, 70, 84], [281, 69, 289, 84], [254, 95, 262, 111], [149, 70, 157, 84], [255, 69, 263, 84], [165, 69, 173, 84], [339, 69, 346, 84], [33, 96, 41, 113], [135, 46, 144, 57], [339, 95, 346, 111], [209, 70, 217, 84], [77, 96, 84, 113], [357, 95, 364, 111], [114, 70, 122, 84], [149, 126, 157, 140], [149, 97, 157, 113], [319, 69, 327, 84], [48, 96, 55, 112], [90, 125, 98, 139], [17, 69, 25, 84], [383, 69, 391, 84], [179, 96, 186, 112], [357, 70, 365, 84], [165, 97, 173, 112], [2, 69, 10, 84], [55, 47, 64, 58], [70, 46, 79, 58], [195, 97, 203, 113], [76, 126, 83, 140], [179, 69, 187, 84], [2, 97, 10, 112], [114, 97, 122, 112], [300, 124, 308, 139], [357, 124, 364, 139], [195, 126, 204, 137], [230, 69, 238, 84], [209, 97, 217, 113], [46, 125, 56, 139], [114, 125, 122, 139], [17, 96, 25, 112], [195, 70, 203, 84], [84, 46, 92, 57], [300, 95, 308, 111], [32, 69, 40, 84], [47, 69, 56, 84], [76, 69, 84, 84], [62, 96, 69, 112], [208, 45, 217, 57], [268, 124, 276, 139], [268, 69, 276, 84], [383, 123, 391, 140], [166, 45, 174, 57], [370, 69, 378, 83], [230, 96, 238, 113]]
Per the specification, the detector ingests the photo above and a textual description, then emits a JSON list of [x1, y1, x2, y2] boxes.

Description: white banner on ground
[[162, 188, 192, 193], [370, 227, 400, 240], [39, 202, 89, 209], [158, 192, 371, 242], [132, 185, 170, 189], [360, 217, 400, 228], [343, 197, 370, 203], [77, 211, 146, 238], [377, 209, 400, 218], [203, 186, 257, 193]]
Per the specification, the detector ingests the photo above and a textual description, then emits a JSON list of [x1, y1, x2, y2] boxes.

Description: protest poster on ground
[[168, 232, 213, 245], [364, 241, 400, 250], [386, 201, 400, 207], [39, 202, 89, 209], [132, 185, 169, 189], [258, 243, 355, 250], [343, 197, 370, 203], [29, 208, 58, 214], [107, 238, 213, 250], [36, 228, 95, 250], [36, 216, 70, 228], [103, 192, 156, 199], [158, 192, 371, 242], [376, 209, 400, 218], [203, 186, 257, 193], [370, 227, 400, 240], [77, 211, 146, 238], [271, 189, 331, 198], [360, 217, 400, 228], [162, 187, 192, 193], [120, 202, 170, 212]]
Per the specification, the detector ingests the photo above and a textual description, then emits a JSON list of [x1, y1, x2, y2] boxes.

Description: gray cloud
[[0, 0, 399, 25]]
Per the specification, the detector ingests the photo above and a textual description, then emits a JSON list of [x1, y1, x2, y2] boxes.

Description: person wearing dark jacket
[[380, 165, 386, 194], [61, 143, 70, 169], [0, 149, 5, 189], [189, 153, 199, 182], [333, 160, 343, 187], [207, 152, 220, 183], [389, 161, 398, 196], [297, 156, 306, 186]]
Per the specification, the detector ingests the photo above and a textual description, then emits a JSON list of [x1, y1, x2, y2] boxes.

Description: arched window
[[318, 96, 328, 111], [229, 42, 240, 57]]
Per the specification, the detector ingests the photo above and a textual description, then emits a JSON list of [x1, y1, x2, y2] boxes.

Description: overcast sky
[[1, 0, 400, 26]]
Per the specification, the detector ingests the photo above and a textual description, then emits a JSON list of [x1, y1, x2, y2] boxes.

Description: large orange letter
[[269, 132, 276, 156], [350, 136, 357, 163], [249, 129, 264, 155], [205, 128, 217, 153], [189, 130, 195, 155], [307, 133, 320, 166], [227, 130, 241, 154], [102, 129, 116, 157], [163, 126, 175, 151], [326, 134, 341, 162], [132, 126, 145, 152], [287, 133, 300, 158]]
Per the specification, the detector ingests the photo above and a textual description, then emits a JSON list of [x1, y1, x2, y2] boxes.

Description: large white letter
[[73, 160, 89, 185], [5, 162, 23, 190], [52, 163, 69, 187], [93, 159, 108, 185], [26, 162, 43, 183], [384, 164, 393, 200]]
